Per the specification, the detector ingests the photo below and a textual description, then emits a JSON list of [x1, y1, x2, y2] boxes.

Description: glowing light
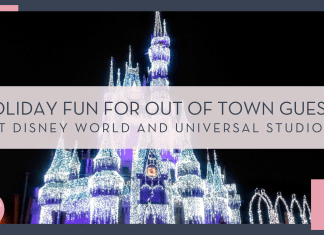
[[249, 188, 311, 224], [109, 57, 114, 86]]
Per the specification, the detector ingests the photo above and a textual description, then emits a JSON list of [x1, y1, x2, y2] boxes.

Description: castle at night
[[30, 12, 242, 224]]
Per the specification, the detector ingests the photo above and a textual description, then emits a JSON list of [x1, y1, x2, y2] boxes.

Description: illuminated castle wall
[[31, 11, 241, 224]]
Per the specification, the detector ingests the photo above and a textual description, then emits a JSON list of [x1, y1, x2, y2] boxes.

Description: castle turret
[[88, 132, 124, 224], [44, 132, 71, 183], [176, 105, 201, 177], [148, 11, 170, 86], [39, 131, 72, 224], [175, 150, 205, 224], [123, 45, 141, 86], [174, 106, 204, 224], [211, 150, 230, 224]]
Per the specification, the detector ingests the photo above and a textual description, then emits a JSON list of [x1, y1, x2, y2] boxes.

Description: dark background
[[0, 12, 323, 224]]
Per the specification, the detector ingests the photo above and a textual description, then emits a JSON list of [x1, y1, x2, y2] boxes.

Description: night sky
[[0, 12, 324, 224]]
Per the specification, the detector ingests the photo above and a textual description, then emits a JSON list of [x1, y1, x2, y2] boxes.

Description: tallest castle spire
[[154, 11, 163, 37], [148, 11, 170, 86]]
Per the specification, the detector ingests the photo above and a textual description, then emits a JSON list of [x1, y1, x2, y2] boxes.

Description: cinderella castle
[[30, 12, 242, 224]]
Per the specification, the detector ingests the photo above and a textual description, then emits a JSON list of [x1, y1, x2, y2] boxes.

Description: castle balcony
[[38, 182, 69, 206], [88, 170, 124, 198], [176, 160, 201, 177], [174, 174, 205, 198], [151, 36, 170, 47]]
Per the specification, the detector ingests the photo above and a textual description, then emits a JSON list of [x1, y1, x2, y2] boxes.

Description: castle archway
[[143, 200, 156, 224]]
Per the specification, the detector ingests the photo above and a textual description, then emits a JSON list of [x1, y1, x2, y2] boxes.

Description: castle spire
[[206, 149, 214, 185], [154, 11, 162, 37], [213, 150, 223, 192], [47, 130, 64, 171], [129, 45, 132, 67], [213, 150, 217, 173], [109, 57, 114, 86], [116, 68, 121, 86], [44, 127, 71, 183], [93, 127, 121, 172], [163, 19, 167, 36]]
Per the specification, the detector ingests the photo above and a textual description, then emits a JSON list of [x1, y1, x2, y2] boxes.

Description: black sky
[[0, 12, 323, 224]]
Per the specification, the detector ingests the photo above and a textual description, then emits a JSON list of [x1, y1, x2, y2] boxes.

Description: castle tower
[[147, 11, 176, 163], [43, 132, 71, 183], [212, 150, 230, 224], [88, 133, 124, 224], [39, 131, 72, 224], [148, 11, 170, 86], [175, 148, 205, 224], [173, 104, 205, 224], [130, 149, 174, 224], [123, 45, 141, 86]]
